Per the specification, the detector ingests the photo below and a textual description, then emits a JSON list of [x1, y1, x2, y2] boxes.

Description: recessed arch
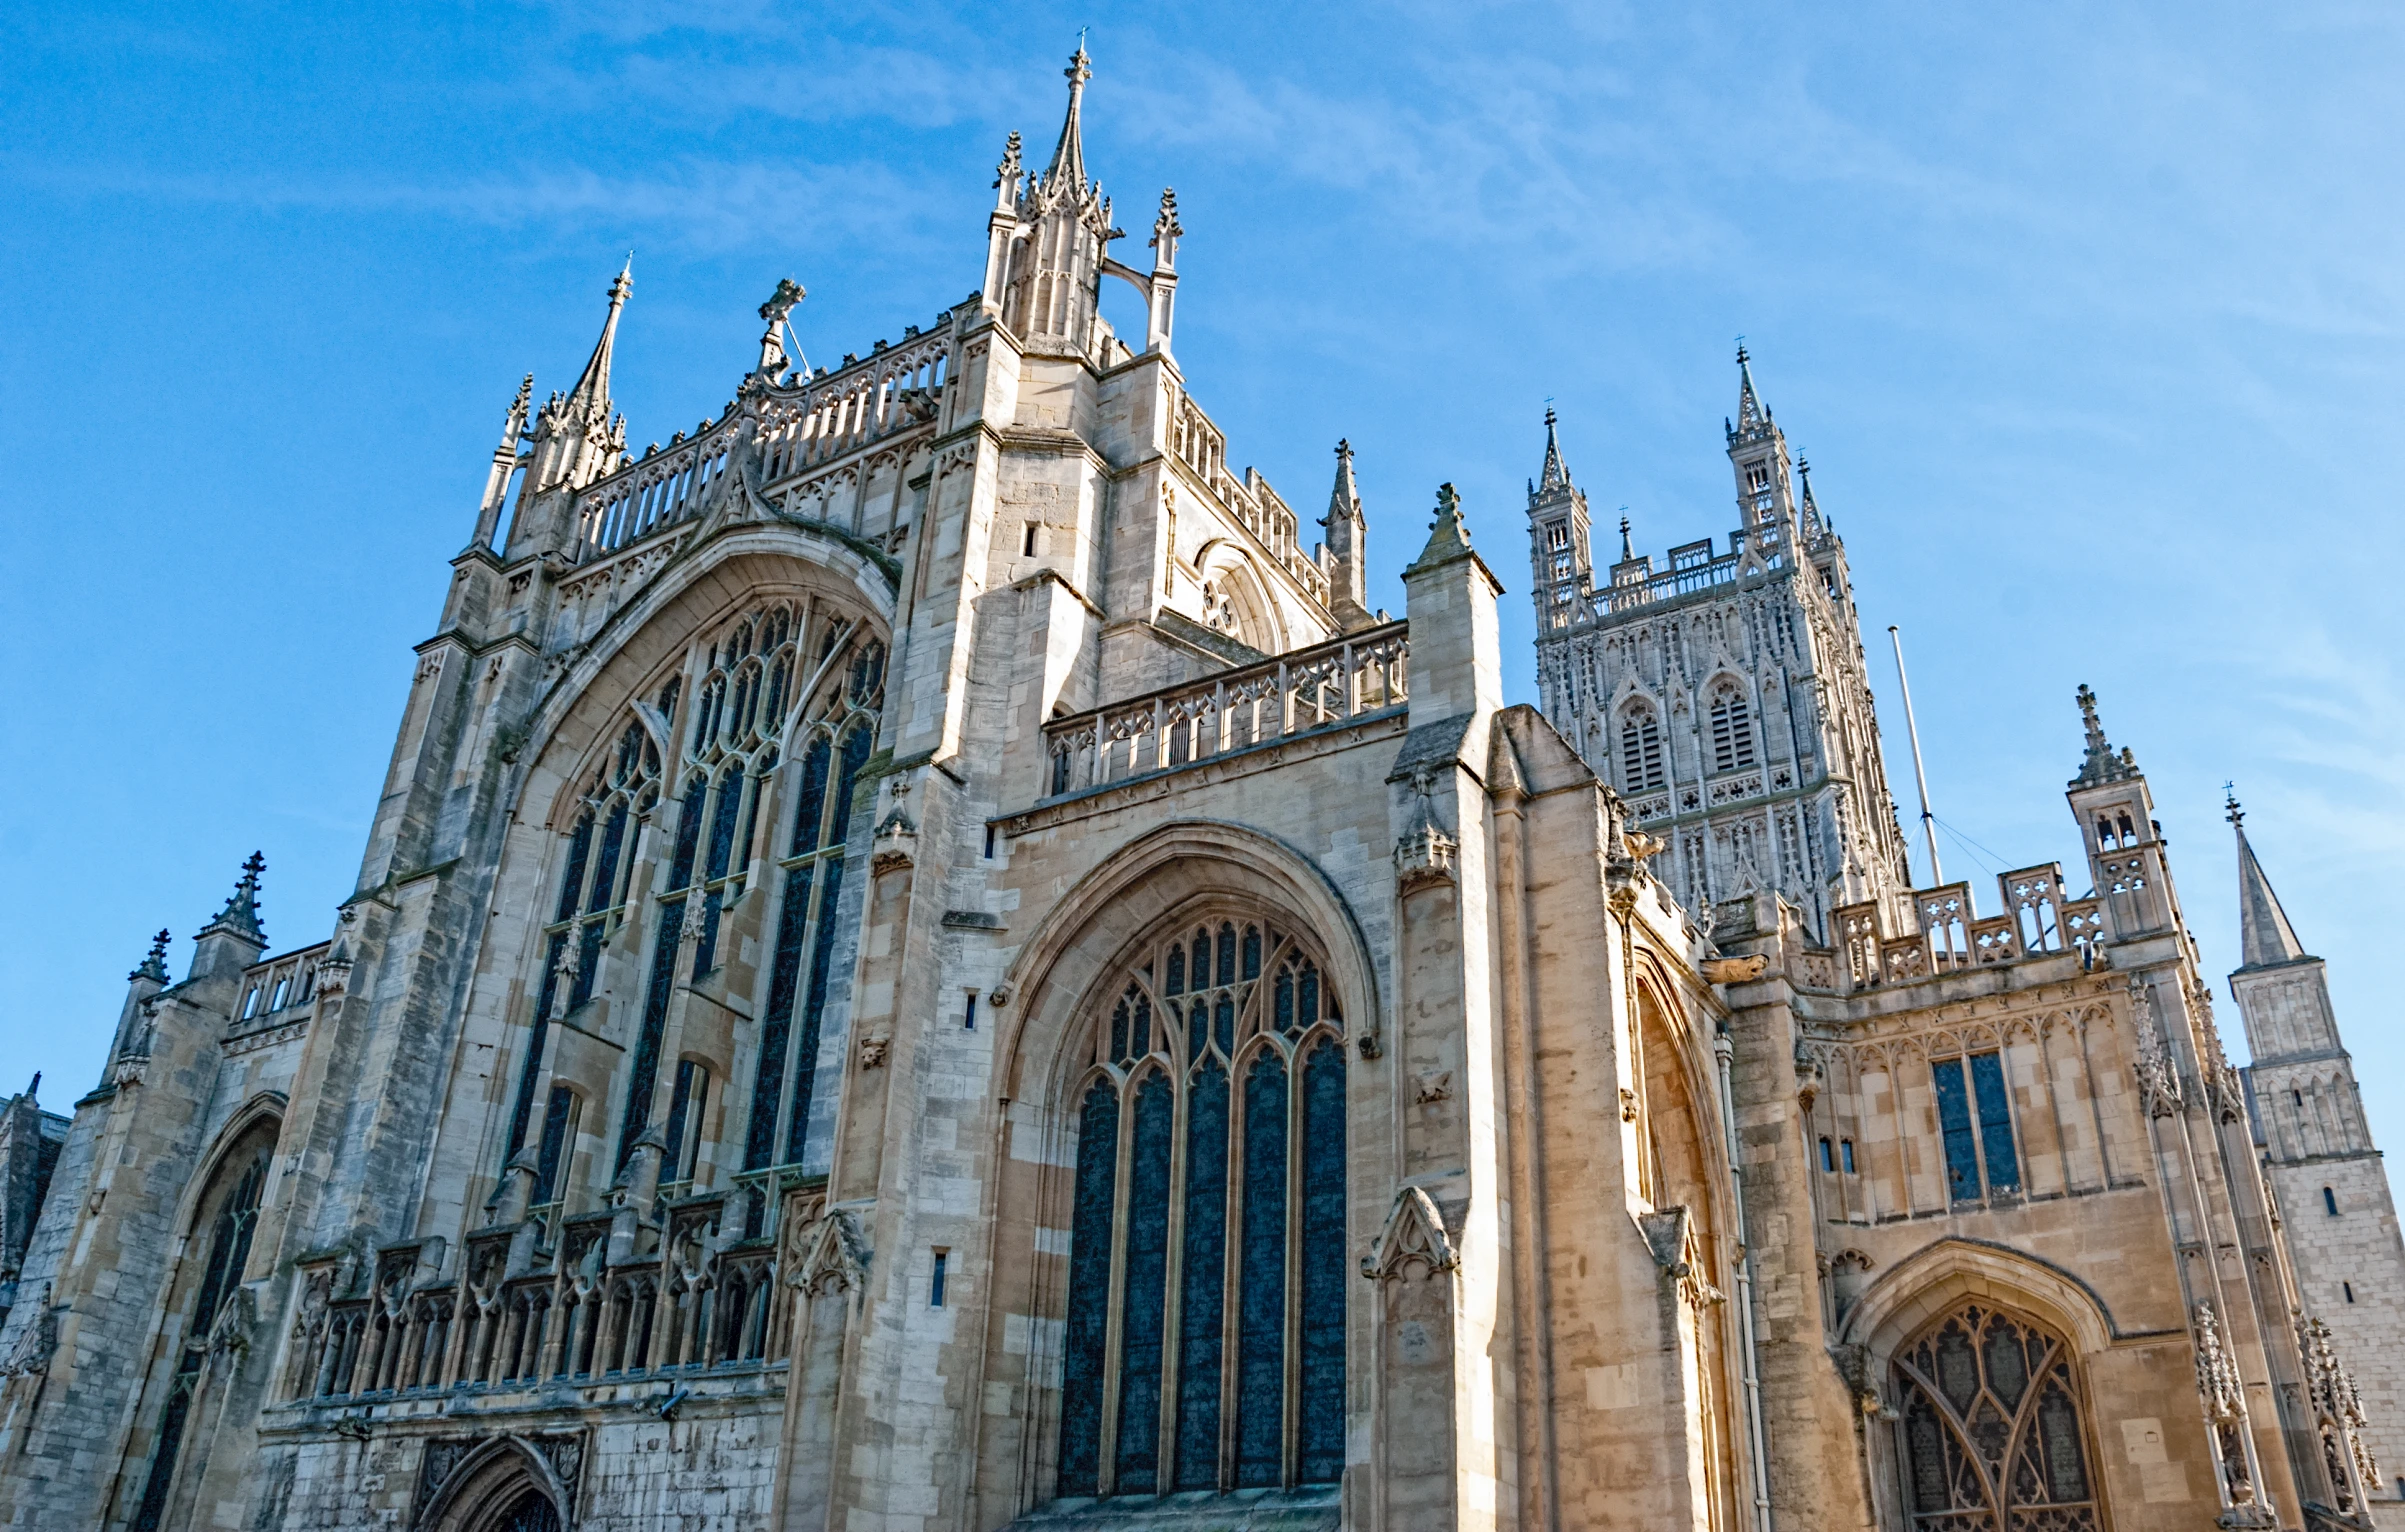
[[414, 1434, 576, 1532], [1836, 1237, 2123, 1361]]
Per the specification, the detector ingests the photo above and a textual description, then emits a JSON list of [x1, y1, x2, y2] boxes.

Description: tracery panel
[[1056, 910, 1346, 1500], [1892, 1301, 2100, 1531]]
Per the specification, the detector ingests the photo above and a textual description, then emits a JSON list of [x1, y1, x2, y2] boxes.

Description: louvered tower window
[[1709, 683, 1757, 772], [1619, 704, 1665, 792]]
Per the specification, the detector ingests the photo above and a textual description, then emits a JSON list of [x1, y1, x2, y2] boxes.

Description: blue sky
[[3, 3, 2398, 1179]]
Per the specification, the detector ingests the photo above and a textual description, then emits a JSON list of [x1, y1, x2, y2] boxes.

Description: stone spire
[[198, 852, 267, 946], [2071, 684, 2139, 787], [1798, 455, 1824, 537], [566, 256, 633, 419], [2227, 794, 2311, 969], [1728, 342, 1770, 443], [1536, 407, 1572, 495], [1618, 515, 1634, 561], [1042, 41, 1093, 197]]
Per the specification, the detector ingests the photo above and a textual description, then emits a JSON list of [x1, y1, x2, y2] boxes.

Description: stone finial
[[131, 928, 171, 984], [1535, 407, 1572, 496], [1405, 482, 1475, 576], [199, 853, 268, 945], [2071, 683, 2139, 787], [1729, 340, 1771, 443], [1148, 187, 1182, 270], [1619, 514, 1634, 560], [993, 129, 1023, 194]]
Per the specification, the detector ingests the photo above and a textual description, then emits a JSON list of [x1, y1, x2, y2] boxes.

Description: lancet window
[[1619, 702, 1666, 792], [1892, 1303, 2098, 1531], [1709, 681, 1757, 772], [1932, 1052, 2020, 1201], [739, 630, 885, 1178], [1058, 913, 1347, 1500], [504, 699, 667, 1183], [131, 1120, 277, 1532]]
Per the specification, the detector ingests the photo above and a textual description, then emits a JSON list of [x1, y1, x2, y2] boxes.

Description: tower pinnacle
[[1537, 407, 1572, 495], [2228, 794, 2311, 969], [2071, 684, 2139, 786], [198, 852, 267, 945], [566, 256, 632, 418], [1729, 342, 1770, 442], [1044, 42, 1093, 193]]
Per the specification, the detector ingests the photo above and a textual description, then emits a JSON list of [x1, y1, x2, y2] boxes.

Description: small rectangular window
[[1818, 1137, 1834, 1172], [1841, 1139, 1856, 1174], [1023, 523, 1039, 557], [965, 991, 979, 1031], [930, 1249, 949, 1308], [984, 825, 997, 859], [2344, 1281, 2356, 1303]]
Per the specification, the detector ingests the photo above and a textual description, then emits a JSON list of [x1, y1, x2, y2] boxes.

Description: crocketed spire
[[2070, 684, 2139, 787], [1042, 42, 1093, 196], [1728, 342, 1770, 443], [2227, 794, 2311, 969], [566, 256, 633, 418], [1536, 407, 1572, 496], [129, 929, 171, 984], [198, 852, 268, 946]]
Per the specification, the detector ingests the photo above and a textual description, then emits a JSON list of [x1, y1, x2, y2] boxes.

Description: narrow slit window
[[2326, 1186, 2341, 1217], [1023, 523, 1039, 557], [930, 1249, 949, 1308], [965, 990, 979, 1031], [1841, 1138, 1856, 1174], [1819, 1136, 1835, 1172]]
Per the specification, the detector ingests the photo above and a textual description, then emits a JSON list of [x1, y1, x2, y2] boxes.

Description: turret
[[1524, 409, 1592, 633], [2063, 687, 2177, 938], [995, 46, 1117, 361], [506, 260, 632, 559], [1723, 345, 1801, 570]]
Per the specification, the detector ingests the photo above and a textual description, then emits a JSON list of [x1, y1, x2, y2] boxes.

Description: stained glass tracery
[[1059, 913, 1347, 1499], [1893, 1302, 2098, 1532]]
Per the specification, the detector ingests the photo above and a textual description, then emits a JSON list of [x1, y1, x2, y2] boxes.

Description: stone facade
[[0, 47, 2398, 1532]]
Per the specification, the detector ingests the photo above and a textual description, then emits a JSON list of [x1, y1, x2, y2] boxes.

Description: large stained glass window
[[1058, 912, 1347, 1498], [1892, 1302, 2098, 1531]]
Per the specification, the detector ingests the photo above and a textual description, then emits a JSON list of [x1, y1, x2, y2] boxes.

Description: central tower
[[1528, 351, 1910, 936]]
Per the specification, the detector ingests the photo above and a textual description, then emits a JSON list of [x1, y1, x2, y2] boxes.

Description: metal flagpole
[[1887, 624, 1943, 888]]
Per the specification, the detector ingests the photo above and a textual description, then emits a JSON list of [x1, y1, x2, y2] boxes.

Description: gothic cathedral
[[3, 50, 2401, 1532]]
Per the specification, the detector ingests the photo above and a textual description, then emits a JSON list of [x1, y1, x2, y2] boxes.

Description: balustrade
[[1042, 622, 1407, 799]]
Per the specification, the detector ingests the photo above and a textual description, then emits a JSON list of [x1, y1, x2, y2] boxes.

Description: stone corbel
[[1393, 821, 1458, 892], [1361, 1186, 1459, 1283]]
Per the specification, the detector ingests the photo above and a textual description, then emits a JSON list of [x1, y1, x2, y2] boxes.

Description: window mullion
[[1096, 1074, 1136, 1496]]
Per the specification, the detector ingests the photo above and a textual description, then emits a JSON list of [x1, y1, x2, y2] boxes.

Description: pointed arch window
[[1892, 1302, 2099, 1531], [1709, 682, 1756, 772], [740, 629, 885, 1178], [130, 1121, 277, 1532], [1058, 912, 1347, 1500], [503, 697, 667, 1180], [1619, 702, 1666, 792]]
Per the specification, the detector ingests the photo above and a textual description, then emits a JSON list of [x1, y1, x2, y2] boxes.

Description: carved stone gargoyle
[[1698, 954, 1768, 984]]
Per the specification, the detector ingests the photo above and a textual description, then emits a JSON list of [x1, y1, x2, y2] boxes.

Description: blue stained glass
[[744, 864, 814, 1169], [1116, 1075, 1174, 1491], [783, 853, 845, 1165], [791, 735, 831, 855], [555, 815, 594, 922], [618, 901, 684, 1171], [1176, 1063, 1230, 1490], [1242, 926, 1260, 979], [1215, 998, 1234, 1057], [693, 888, 724, 976], [1110, 1000, 1128, 1064], [1275, 970, 1294, 1034], [1187, 1000, 1204, 1056], [704, 766, 744, 883], [669, 776, 707, 889], [1299, 966, 1319, 1027], [1166, 948, 1185, 996], [1192, 934, 1210, 991], [503, 931, 566, 1162], [572, 919, 605, 1008], [1059, 1081, 1120, 1495], [1970, 1051, 2020, 1191], [534, 1086, 576, 1204], [586, 802, 629, 916], [1133, 995, 1152, 1058], [1217, 925, 1236, 987], [1932, 1057, 1979, 1201], [1236, 1052, 1288, 1487], [1298, 1041, 1346, 1482], [829, 723, 872, 847], [661, 1060, 699, 1183]]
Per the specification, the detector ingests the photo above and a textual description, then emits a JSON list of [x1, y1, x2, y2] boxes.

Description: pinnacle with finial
[[2225, 784, 2243, 827], [1620, 515, 1634, 560], [131, 928, 171, 983], [2071, 684, 2137, 787], [200, 852, 268, 945]]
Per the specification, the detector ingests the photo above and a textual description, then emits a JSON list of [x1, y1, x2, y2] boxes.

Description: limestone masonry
[[4, 48, 2400, 1532]]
